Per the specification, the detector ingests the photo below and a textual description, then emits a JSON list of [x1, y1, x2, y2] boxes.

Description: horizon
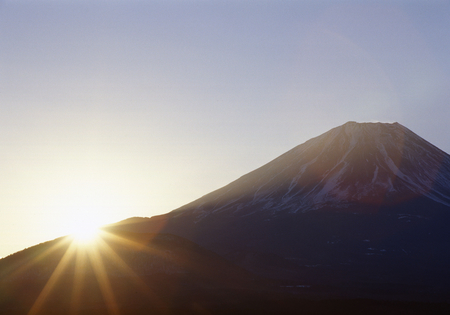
[[1, 0, 450, 258]]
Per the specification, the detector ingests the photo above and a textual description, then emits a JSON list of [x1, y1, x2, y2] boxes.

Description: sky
[[0, 0, 449, 258]]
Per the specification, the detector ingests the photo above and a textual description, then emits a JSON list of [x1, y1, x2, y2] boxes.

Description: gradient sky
[[1, 0, 450, 258]]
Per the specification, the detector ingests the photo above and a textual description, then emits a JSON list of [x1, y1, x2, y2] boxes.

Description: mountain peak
[[171, 121, 450, 219], [304, 121, 405, 148], [342, 120, 399, 132], [332, 121, 404, 140]]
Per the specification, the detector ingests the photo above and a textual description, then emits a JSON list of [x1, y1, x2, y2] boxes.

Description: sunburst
[[5, 228, 163, 314]]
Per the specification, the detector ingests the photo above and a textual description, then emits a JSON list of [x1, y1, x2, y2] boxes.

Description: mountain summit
[[170, 121, 450, 218], [117, 122, 450, 301]]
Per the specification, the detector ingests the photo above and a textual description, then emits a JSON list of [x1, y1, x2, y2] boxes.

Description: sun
[[72, 225, 100, 244], [63, 206, 109, 245], [70, 221, 102, 245]]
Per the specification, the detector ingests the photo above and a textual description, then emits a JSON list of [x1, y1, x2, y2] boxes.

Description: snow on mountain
[[172, 121, 450, 220]]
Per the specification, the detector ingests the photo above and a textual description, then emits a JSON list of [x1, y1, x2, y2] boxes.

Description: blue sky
[[0, 0, 449, 257]]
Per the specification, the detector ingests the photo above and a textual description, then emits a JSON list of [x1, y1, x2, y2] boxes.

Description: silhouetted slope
[[0, 231, 259, 314]]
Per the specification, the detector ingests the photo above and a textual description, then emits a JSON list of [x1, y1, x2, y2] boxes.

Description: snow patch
[[371, 165, 379, 183]]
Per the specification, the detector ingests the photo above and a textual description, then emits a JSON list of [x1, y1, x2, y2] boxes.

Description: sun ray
[[94, 237, 165, 311], [87, 244, 120, 315], [96, 237, 149, 288], [101, 230, 161, 256], [70, 246, 89, 314], [28, 242, 77, 315], [3, 237, 72, 284]]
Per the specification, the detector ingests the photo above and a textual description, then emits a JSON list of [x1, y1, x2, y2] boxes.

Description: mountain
[[114, 122, 450, 302], [164, 121, 450, 214]]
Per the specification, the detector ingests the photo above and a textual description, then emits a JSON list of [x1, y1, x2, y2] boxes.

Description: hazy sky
[[1, 0, 449, 258]]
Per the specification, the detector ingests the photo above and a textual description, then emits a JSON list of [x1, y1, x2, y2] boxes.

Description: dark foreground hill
[[114, 122, 450, 303], [0, 231, 262, 314], [1, 231, 450, 315]]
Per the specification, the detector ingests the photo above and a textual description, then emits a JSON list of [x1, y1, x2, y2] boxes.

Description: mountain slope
[[115, 122, 450, 301]]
